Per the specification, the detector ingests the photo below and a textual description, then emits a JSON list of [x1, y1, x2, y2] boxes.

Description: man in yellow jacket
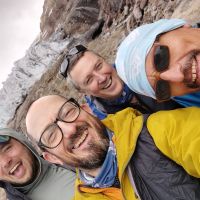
[[26, 95, 200, 200]]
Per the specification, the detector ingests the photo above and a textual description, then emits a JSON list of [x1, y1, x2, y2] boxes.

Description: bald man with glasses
[[26, 94, 200, 200]]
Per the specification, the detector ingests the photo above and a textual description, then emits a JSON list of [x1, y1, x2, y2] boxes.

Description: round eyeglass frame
[[37, 98, 80, 149]]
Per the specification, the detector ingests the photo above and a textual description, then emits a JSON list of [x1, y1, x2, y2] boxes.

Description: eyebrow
[[94, 59, 103, 69], [83, 74, 92, 85], [155, 34, 162, 42], [0, 143, 9, 153], [40, 102, 65, 137]]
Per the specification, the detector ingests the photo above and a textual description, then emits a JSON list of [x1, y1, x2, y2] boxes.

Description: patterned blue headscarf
[[115, 19, 186, 99]]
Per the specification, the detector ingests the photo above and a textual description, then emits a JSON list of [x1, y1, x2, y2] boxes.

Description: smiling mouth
[[72, 130, 88, 149], [191, 58, 197, 83], [184, 54, 200, 87], [9, 162, 21, 175], [102, 77, 112, 89]]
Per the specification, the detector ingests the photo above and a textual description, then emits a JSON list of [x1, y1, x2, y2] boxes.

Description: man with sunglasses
[[59, 43, 182, 120], [0, 128, 76, 200], [116, 18, 200, 105], [26, 94, 200, 200]]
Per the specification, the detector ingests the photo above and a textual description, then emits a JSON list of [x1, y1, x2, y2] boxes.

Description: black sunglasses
[[59, 45, 87, 79], [153, 45, 170, 101]]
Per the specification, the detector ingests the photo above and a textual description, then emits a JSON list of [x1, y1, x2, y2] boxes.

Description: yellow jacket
[[74, 107, 200, 200], [147, 106, 200, 177]]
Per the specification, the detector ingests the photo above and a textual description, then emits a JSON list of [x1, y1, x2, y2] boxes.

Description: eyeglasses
[[38, 98, 80, 149], [153, 45, 170, 101], [59, 45, 87, 79]]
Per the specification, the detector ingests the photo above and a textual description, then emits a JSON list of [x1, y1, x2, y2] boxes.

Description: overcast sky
[[0, 0, 44, 88]]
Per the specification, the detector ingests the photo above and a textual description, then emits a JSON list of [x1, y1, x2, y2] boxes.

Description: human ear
[[42, 152, 64, 165]]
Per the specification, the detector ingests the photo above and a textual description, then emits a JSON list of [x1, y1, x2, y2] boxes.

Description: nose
[[57, 121, 76, 139], [94, 72, 106, 84], [159, 63, 184, 82]]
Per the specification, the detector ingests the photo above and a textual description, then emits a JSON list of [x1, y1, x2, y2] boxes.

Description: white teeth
[[192, 58, 197, 83], [192, 73, 197, 82], [103, 78, 112, 89], [9, 163, 20, 175], [73, 132, 88, 149], [192, 66, 196, 73]]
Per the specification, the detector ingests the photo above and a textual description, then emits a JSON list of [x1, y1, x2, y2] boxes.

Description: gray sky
[[0, 0, 44, 88]]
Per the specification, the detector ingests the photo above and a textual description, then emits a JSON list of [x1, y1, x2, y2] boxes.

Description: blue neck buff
[[100, 82, 133, 106], [85, 81, 134, 120], [79, 129, 117, 188]]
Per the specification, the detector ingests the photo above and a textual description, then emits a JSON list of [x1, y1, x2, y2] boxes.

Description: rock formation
[[0, 0, 200, 198], [0, 32, 70, 127], [0, 0, 200, 137]]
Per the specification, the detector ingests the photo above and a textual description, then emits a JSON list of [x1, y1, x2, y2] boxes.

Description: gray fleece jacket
[[0, 128, 76, 200]]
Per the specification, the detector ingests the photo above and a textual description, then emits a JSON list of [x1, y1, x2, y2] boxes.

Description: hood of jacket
[[0, 128, 49, 194]]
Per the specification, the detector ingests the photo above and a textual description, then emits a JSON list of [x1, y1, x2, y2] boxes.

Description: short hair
[[67, 51, 86, 75], [59, 45, 87, 79]]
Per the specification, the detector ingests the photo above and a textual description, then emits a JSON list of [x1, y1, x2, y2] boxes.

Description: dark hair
[[67, 51, 86, 75]]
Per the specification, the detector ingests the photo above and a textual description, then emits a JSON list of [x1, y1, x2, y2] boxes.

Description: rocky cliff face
[[0, 32, 70, 127], [0, 0, 200, 133], [40, 0, 100, 40], [0, 0, 200, 198]]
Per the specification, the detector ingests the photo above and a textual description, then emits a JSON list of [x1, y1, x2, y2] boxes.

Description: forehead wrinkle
[[72, 52, 100, 83]]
